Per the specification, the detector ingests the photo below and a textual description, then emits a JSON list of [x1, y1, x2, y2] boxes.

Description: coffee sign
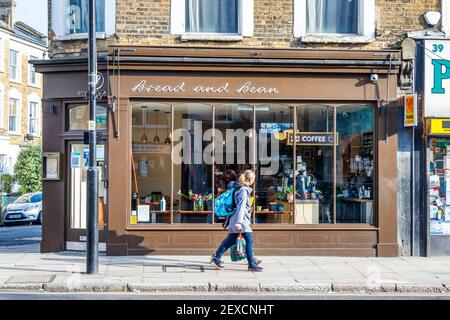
[[287, 132, 337, 146]]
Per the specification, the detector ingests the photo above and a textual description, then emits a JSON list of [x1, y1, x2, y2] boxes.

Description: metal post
[[87, 0, 98, 274]]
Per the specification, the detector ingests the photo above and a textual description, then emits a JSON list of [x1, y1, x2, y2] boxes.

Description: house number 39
[[433, 44, 445, 53]]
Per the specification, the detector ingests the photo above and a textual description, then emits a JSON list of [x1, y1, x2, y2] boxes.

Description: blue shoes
[[210, 257, 224, 270], [248, 264, 264, 272]]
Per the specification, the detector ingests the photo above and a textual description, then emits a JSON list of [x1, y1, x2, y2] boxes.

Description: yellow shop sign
[[428, 119, 450, 135]]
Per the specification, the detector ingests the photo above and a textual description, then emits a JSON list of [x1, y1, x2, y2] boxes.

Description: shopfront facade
[[37, 47, 400, 256], [419, 39, 450, 256]]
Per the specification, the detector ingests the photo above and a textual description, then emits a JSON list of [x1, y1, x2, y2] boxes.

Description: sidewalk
[[1, 244, 450, 295]]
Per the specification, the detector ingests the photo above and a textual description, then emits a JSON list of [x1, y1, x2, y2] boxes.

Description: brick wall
[[48, 0, 442, 56]]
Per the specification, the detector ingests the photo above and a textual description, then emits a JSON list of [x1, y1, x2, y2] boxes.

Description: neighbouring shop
[[35, 47, 400, 256], [422, 39, 450, 255]]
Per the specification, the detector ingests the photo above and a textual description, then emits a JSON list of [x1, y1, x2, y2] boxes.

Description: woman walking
[[210, 170, 263, 272]]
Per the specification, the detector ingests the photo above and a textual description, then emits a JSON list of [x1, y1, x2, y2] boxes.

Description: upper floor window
[[185, 0, 239, 33], [294, 0, 375, 43], [29, 56, 39, 86], [67, 0, 105, 35], [8, 98, 19, 133], [52, 0, 116, 39], [9, 50, 19, 82], [29, 101, 39, 135], [306, 0, 359, 34], [171, 0, 254, 40]]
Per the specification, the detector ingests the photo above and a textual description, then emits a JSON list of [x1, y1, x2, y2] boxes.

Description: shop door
[[66, 142, 106, 248]]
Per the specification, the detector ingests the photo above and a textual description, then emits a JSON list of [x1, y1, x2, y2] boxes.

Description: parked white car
[[2, 192, 42, 226]]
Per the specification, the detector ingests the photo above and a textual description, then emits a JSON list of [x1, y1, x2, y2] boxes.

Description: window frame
[[293, 0, 376, 43], [171, 0, 254, 40], [442, 0, 450, 36], [0, 39, 4, 73], [127, 102, 377, 229], [28, 94, 40, 136], [8, 94, 21, 135], [28, 55, 40, 87], [0, 83, 4, 129], [66, 103, 108, 132], [51, 0, 116, 40], [8, 49, 20, 83]]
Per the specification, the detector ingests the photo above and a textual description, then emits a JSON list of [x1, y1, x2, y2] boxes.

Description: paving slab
[[6, 274, 56, 284]]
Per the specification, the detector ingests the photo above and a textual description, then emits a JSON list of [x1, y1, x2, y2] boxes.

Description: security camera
[[424, 11, 441, 27], [370, 74, 378, 82]]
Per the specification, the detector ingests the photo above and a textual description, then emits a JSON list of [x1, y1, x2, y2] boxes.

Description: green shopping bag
[[230, 234, 247, 262]]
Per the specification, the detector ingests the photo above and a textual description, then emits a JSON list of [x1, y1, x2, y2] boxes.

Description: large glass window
[[336, 105, 374, 224], [128, 102, 376, 226], [306, 0, 359, 34], [295, 105, 334, 224], [185, 0, 239, 33], [214, 104, 254, 222], [131, 104, 172, 224], [255, 104, 294, 224], [173, 103, 213, 223]]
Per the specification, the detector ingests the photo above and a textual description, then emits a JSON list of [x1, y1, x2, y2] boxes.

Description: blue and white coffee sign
[[425, 40, 450, 117]]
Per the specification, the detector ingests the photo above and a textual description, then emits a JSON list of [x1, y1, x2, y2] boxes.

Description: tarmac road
[[0, 224, 42, 247]]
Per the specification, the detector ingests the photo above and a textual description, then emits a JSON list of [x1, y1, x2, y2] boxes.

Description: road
[[0, 224, 41, 247], [0, 292, 450, 300]]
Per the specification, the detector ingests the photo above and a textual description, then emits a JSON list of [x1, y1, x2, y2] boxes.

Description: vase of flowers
[[177, 189, 212, 211], [283, 185, 295, 202]]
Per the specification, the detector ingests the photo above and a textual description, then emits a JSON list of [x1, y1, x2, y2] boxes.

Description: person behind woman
[[210, 170, 263, 272]]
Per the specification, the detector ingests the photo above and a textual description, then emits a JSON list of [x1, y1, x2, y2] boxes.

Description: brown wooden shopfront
[[37, 47, 400, 257]]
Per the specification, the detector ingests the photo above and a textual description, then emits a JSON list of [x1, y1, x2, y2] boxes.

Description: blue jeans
[[213, 232, 256, 267]]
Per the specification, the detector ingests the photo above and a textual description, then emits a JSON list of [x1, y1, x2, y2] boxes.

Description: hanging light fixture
[[164, 111, 171, 144], [140, 106, 148, 143], [153, 109, 160, 144]]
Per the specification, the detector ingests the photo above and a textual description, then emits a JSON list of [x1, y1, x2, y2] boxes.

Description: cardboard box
[[294, 201, 319, 224]]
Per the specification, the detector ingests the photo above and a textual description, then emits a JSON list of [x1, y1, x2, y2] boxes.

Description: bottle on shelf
[[160, 196, 166, 211]]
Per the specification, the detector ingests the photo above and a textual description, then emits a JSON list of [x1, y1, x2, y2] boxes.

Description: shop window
[[67, 104, 107, 131], [255, 104, 294, 224], [131, 103, 172, 224], [293, 0, 375, 42], [214, 104, 254, 223], [52, 0, 116, 39], [173, 103, 213, 223], [336, 105, 374, 224], [171, 0, 254, 38], [295, 105, 334, 224]]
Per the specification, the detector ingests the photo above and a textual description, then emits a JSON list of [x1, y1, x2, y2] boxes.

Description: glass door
[[67, 142, 106, 243]]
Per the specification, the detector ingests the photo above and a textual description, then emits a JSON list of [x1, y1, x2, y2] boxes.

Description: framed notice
[[137, 205, 150, 223], [42, 152, 60, 181]]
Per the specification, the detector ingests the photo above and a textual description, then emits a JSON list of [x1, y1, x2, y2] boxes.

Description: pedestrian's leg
[[241, 233, 255, 266], [213, 233, 239, 262]]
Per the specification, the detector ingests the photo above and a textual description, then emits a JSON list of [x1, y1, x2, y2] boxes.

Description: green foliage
[[0, 174, 15, 193], [13, 144, 42, 194]]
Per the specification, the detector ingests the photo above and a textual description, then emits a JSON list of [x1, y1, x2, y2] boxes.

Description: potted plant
[[283, 185, 295, 202], [177, 189, 212, 211]]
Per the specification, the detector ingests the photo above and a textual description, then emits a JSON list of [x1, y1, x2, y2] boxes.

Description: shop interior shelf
[[256, 211, 293, 215]]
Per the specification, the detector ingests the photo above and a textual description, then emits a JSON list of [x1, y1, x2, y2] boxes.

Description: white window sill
[[8, 79, 22, 85], [180, 33, 243, 42], [28, 83, 41, 89], [55, 32, 112, 41], [300, 33, 375, 44], [8, 131, 22, 136]]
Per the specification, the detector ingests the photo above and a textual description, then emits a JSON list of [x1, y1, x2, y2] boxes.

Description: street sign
[[404, 94, 417, 127]]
